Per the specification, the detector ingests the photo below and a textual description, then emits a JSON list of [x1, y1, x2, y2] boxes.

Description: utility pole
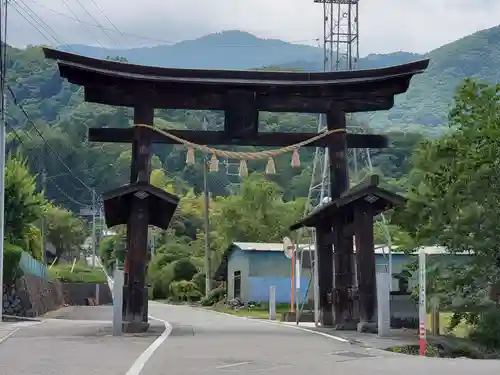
[[0, 90, 6, 322], [91, 189, 96, 268], [40, 168, 46, 264], [202, 117, 211, 294]]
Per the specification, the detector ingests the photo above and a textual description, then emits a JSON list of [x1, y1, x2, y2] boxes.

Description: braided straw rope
[[136, 124, 346, 160]]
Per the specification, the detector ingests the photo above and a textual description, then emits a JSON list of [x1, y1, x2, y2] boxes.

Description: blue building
[[214, 242, 461, 304]]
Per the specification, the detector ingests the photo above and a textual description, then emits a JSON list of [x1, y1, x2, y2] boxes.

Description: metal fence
[[18, 251, 48, 280]]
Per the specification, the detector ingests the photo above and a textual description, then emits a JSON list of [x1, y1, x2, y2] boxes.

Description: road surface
[[143, 303, 500, 375], [0, 303, 499, 375]]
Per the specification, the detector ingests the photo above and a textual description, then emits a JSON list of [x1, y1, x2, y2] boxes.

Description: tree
[[44, 204, 86, 260], [394, 79, 500, 338], [4, 153, 46, 258]]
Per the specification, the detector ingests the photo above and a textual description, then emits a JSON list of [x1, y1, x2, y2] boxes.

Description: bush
[[147, 257, 199, 300], [48, 264, 107, 283], [200, 286, 226, 306], [169, 280, 202, 302], [469, 308, 500, 349], [191, 272, 206, 295], [3, 243, 23, 285], [171, 259, 198, 282]]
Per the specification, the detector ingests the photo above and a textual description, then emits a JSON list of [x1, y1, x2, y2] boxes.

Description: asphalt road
[[0, 318, 160, 375], [145, 303, 500, 375], [1, 303, 499, 375]]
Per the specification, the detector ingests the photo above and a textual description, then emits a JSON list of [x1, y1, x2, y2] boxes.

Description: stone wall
[[3, 276, 113, 318], [3, 273, 64, 317]]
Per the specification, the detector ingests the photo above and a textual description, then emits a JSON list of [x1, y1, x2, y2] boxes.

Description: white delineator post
[[419, 249, 427, 356], [113, 268, 124, 336], [269, 285, 276, 320], [376, 267, 391, 337]]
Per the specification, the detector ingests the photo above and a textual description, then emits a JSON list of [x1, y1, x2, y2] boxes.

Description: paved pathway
[[144, 303, 500, 375], [0, 317, 160, 375], [1, 303, 499, 375]]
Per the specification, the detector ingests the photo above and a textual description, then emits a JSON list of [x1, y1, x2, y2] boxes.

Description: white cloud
[[7, 0, 500, 55]]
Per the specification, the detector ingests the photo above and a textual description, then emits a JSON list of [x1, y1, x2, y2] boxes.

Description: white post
[[269, 285, 276, 320], [376, 269, 391, 337], [112, 268, 124, 336], [418, 249, 427, 356], [0, 91, 6, 322], [295, 258, 301, 324], [313, 244, 320, 326]]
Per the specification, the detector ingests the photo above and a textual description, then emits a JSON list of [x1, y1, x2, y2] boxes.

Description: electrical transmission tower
[[308, 0, 360, 209]]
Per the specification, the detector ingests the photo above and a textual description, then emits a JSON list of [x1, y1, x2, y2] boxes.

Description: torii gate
[[44, 47, 428, 332]]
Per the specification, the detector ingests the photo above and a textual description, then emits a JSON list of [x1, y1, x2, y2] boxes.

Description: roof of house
[[232, 242, 455, 255], [213, 242, 467, 281]]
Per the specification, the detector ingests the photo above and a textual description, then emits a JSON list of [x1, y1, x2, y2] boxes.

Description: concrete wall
[[226, 248, 250, 301], [61, 283, 112, 306]]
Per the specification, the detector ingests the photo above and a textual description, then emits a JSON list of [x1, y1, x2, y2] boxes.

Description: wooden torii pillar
[[101, 107, 180, 333], [292, 174, 406, 329]]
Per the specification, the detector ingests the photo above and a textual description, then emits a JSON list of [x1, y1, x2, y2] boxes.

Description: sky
[[7, 0, 500, 55]]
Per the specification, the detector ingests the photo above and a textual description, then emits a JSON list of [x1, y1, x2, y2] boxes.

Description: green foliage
[[200, 286, 226, 306], [44, 204, 86, 261], [169, 280, 202, 302], [191, 272, 206, 295], [393, 78, 500, 348], [469, 308, 500, 349], [4, 153, 46, 258], [48, 264, 106, 283], [3, 243, 23, 285]]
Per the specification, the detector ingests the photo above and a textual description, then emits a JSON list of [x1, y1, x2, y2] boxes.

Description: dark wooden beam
[[84, 86, 395, 113], [89, 127, 389, 149], [224, 90, 259, 138]]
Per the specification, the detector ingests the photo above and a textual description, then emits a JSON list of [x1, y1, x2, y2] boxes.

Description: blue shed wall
[[248, 276, 308, 304]]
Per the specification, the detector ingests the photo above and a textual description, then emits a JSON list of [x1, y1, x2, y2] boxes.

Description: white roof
[[232, 242, 466, 256]]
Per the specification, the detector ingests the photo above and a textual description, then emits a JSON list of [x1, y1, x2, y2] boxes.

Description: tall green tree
[[394, 79, 500, 315], [4, 153, 46, 259]]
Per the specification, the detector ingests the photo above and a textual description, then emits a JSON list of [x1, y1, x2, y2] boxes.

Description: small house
[[213, 242, 468, 305]]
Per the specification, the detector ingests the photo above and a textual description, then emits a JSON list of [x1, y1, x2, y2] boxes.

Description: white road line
[[216, 361, 251, 369], [203, 307, 349, 343], [124, 315, 172, 375], [0, 328, 20, 344]]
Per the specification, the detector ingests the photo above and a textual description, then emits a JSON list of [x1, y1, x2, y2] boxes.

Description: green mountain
[[369, 25, 500, 134], [5, 25, 500, 211]]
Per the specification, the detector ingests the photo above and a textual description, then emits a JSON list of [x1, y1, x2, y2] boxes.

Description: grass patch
[[210, 303, 291, 319], [48, 263, 107, 284], [427, 312, 472, 338]]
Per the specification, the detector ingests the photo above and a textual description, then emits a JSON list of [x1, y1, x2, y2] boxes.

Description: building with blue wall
[[214, 242, 465, 305]]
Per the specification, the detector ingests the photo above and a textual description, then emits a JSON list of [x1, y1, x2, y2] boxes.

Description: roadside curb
[[2, 314, 42, 323]]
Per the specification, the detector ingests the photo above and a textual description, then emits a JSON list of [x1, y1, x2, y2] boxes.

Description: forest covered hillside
[[4, 24, 500, 211]]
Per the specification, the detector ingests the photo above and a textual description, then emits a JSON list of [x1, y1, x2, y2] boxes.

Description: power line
[[24, 0, 319, 47], [7, 85, 93, 193], [58, 0, 105, 48], [13, 0, 71, 49], [71, 0, 120, 47], [88, 0, 124, 41]]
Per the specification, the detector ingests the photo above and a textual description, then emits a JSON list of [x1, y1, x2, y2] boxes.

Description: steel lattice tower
[[308, 0, 360, 209]]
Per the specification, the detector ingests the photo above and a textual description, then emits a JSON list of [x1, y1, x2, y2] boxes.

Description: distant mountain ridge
[[60, 30, 422, 71]]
